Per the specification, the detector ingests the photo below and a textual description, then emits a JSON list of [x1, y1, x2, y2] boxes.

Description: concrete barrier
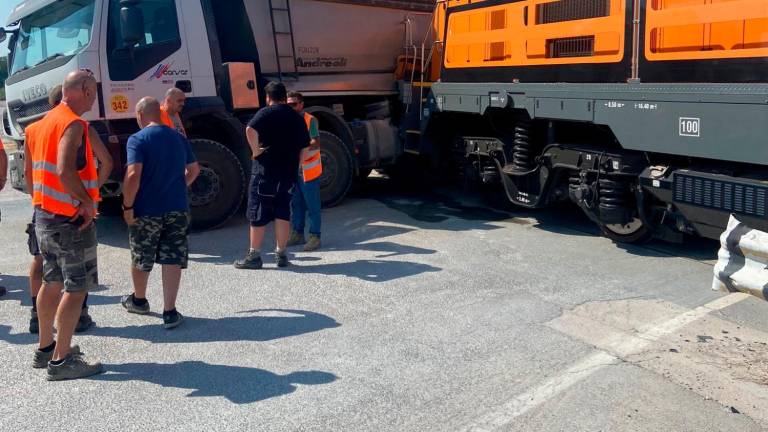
[[712, 214, 768, 300]]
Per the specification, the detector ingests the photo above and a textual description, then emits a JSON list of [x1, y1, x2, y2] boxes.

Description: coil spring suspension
[[511, 119, 534, 172], [598, 177, 632, 224], [598, 179, 628, 210], [568, 174, 582, 195]]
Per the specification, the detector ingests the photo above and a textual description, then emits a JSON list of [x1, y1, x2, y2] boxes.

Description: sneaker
[[276, 251, 290, 268], [287, 230, 305, 247], [163, 311, 184, 330], [29, 310, 39, 334], [33, 345, 81, 369], [234, 250, 263, 270], [303, 234, 321, 252], [46, 353, 104, 381], [121, 294, 150, 315], [75, 308, 95, 333]]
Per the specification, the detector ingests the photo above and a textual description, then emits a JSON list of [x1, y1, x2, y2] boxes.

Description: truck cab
[[3, 0, 242, 228]]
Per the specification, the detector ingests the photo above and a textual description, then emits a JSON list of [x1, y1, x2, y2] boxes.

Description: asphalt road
[[1, 178, 766, 431]]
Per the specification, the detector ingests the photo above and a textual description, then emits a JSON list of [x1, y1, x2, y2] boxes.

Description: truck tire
[[318, 131, 353, 208], [599, 218, 654, 244], [188, 139, 245, 230]]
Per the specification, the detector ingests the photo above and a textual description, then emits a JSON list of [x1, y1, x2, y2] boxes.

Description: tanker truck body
[[422, 0, 768, 242], [2, 0, 432, 229]]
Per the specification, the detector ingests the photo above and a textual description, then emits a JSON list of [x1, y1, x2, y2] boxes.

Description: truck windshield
[[9, 0, 96, 75]]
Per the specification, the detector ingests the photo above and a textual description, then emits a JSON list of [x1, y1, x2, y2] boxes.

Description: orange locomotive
[[438, 0, 768, 82], [421, 0, 768, 243]]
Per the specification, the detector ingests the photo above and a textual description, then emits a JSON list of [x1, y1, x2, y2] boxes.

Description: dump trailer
[[2, 0, 432, 229], [416, 0, 768, 242]]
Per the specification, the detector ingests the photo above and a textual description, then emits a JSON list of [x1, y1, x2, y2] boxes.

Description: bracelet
[[122, 204, 134, 211]]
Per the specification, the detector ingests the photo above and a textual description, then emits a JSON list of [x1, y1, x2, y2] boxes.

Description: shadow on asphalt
[[0, 273, 121, 309], [0, 275, 29, 305], [287, 259, 440, 282], [186, 221, 438, 268], [354, 176, 514, 230], [90, 361, 336, 404], [360, 177, 719, 262], [94, 175, 718, 264], [88, 309, 340, 344]]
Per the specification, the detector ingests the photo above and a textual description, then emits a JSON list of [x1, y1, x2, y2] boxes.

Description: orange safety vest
[[29, 103, 100, 217], [160, 106, 187, 137], [302, 112, 322, 182]]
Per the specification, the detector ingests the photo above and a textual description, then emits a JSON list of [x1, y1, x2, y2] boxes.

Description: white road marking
[[463, 293, 750, 432]]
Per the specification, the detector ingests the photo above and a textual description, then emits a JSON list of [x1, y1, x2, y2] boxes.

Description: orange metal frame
[[645, 0, 768, 61], [444, 0, 626, 68], [443, 0, 768, 69]]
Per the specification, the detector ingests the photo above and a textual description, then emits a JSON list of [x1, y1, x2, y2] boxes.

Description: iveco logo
[[22, 84, 48, 102]]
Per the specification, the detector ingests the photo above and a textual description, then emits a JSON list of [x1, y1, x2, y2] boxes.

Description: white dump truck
[[2, 0, 433, 228]]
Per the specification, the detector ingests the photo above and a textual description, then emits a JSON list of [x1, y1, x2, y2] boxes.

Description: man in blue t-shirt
[[120, 97, 200, 329]]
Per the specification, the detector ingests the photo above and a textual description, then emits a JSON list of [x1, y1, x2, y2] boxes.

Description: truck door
[[99, 0, 192, 120]]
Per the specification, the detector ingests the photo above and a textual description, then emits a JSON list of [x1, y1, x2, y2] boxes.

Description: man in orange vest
[[286, 91, 322, 251], [160, 87, 187, 137], [24, 84, 113, 334], [26, 70, 104, 380]]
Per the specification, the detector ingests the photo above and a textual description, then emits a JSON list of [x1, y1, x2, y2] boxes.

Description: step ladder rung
[[269, 0, 299, 80]]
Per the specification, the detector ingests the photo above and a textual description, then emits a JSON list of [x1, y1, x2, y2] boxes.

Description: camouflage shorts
[[129, 211, 190, 272], [36, 222, 98, 293]]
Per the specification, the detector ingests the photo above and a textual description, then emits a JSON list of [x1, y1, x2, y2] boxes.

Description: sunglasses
[[287, 102, 300, 107], [80, 67, 94, 77]]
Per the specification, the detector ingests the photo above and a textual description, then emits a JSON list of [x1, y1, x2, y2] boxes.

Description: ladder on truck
[[269, 0, 299, 81]]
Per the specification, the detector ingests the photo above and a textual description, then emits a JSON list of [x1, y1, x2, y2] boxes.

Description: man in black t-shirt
[[235, 82, 310, 269]]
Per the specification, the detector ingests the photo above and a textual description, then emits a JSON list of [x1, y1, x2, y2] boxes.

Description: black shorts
[[248, 172, 293, 227], [27, 214, 40, 257]]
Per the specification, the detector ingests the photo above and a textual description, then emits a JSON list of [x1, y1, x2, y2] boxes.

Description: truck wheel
[[188, 139, 245, 230], [318, 131, 353, 208], [600, 218, 654, 244]]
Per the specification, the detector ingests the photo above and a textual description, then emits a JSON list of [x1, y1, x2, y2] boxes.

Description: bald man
[[24, 83, 113, 334], [160, 87, 187, 137], [27, 70, 104, 380], [121, 97, 199, 329]]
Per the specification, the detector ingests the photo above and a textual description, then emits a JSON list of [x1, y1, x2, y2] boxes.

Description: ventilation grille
[[10, 99, 52, 123], [674, 173, 768, 217], [548, 36, 595, 58], [536, 0, 611, 24]]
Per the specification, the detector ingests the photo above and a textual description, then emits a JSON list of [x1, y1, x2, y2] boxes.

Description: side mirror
[[0, 28, 6, 45], [119, 3, 144, 48]]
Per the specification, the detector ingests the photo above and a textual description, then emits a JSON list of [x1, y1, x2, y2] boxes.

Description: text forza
[[295, 57, 348, 68]]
